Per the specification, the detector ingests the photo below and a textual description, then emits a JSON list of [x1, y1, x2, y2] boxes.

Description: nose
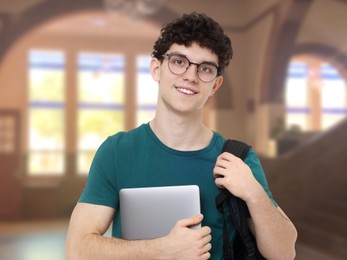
[[183, 63, 199, 82]]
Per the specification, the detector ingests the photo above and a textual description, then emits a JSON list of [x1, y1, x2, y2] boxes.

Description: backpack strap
[[216, 139, 259, 259], [222, 139, 250, 161]]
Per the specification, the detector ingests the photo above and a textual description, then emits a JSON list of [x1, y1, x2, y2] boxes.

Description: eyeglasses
[[161, 53, 220, 83]]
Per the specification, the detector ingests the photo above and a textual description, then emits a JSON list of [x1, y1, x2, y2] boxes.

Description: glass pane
[[136, 55, 158, 125], [285, 63, 308, 107], [0, 116, 15, 153], [286, 113, 309, 131], [285, 62, 309, 131], [321, 64, 345, 107], [28, 50, 65, 175], [78, 53, 124, 104], [29, 51, 65, 101], [78, 110, 124, 150], [29, 109, 64, 150], [321, 64, 347, 129], [28, 152, 64, 175], [321, 114, 345, 129], [78, 150, 97, 174], [78, 53, 125, 174]]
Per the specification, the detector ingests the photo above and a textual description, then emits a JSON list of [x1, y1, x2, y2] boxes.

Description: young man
[[66, 12, 297, 259]]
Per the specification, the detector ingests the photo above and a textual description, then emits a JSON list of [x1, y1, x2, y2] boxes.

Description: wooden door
[[0, 110, 21, 219]]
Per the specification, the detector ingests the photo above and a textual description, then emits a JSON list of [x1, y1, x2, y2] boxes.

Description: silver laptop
[[119, 185, 201, 240]]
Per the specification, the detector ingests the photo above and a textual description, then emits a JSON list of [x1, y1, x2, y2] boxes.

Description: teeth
[[177, 87, 195, 95]]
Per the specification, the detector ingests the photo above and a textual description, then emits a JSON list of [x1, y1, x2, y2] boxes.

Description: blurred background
[[0, 0, 346, 259]]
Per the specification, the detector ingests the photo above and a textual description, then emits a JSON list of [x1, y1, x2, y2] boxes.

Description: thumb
[[177, 214, 204, 228]]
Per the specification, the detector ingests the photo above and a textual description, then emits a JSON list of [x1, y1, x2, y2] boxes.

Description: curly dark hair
[[152, 12, 233, 74]]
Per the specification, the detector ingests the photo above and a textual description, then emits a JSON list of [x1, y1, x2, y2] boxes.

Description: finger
[[215, 155, 237, 169], [201, 251, 211, 260], [200, 226, 211, 237], [214, 176, 227, 189], [224, 152, 245, 165], [214, 159, 230, 169], [213, 166, 229, 178], [202, 242, 212, 252], [200, 244, 212, 259], [201, 233, 212, 244], [218, 152, 237, 161], [176, 214, 203, 228]]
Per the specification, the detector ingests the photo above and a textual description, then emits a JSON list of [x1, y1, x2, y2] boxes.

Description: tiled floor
[[0, 220, 342, 260], [0, 220, 67, 260]]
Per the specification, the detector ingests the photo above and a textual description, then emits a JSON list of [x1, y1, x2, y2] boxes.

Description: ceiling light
[[104, 0, 164, 18]]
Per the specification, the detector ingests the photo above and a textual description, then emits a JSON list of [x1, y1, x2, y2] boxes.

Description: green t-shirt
[[79, 123, 276, 259]]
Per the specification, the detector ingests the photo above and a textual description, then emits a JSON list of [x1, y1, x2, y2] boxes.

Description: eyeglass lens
[[167, 54, 218, 82]]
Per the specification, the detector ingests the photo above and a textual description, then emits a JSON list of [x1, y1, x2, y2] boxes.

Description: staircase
[[261, 119, 347, 259]]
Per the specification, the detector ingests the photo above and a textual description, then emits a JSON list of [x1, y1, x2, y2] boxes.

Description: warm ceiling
[[0, 0, 346, 59]]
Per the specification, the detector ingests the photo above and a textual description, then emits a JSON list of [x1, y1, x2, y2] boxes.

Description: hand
[[213, 152, 261, 201], [162, 214, 212, 260]]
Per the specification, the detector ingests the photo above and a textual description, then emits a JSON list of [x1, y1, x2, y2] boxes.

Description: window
[[77, 53, 125, 174], [321, 64, 346, 129], [136, 55, 158, 126], [285, 62, 309, 131], [26, 50, 166, 177], [28, 50, 65, 175], [285, 59, 347, 131]]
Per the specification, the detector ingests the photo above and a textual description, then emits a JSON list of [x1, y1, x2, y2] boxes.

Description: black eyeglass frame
[[161, 53, 221, 83]]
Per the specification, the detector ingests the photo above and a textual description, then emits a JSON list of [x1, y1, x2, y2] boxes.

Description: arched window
[[285, 56, 347, 132]]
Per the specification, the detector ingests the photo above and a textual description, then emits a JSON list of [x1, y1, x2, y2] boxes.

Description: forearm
[[246, 187, 297, 260], [66, 204, 210, 260], [67, 233, 167, 260]]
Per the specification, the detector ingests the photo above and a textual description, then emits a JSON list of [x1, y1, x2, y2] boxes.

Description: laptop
[[119, 185, 201, 240]]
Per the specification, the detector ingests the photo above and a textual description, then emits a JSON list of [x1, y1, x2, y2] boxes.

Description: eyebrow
[[169, 52, 219, 67]]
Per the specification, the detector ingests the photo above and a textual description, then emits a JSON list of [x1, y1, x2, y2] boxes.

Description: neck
[[149, 111, 213, 151]]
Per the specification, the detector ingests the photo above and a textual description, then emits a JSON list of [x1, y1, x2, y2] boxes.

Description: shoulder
[[211, 131, 226, 150], [92, 124, 147, 163], [102, 124, 147, 148]]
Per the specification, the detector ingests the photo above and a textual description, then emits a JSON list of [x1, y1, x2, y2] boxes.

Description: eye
[[199, 64, 215, 74], [171, 55, 188, 67]]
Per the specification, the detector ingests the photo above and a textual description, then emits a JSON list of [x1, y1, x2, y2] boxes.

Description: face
[[150, 42, 223, 115]]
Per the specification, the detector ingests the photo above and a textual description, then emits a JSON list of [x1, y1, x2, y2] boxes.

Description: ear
[[150, 58, 161, 82], [209, 76, 223, 97]]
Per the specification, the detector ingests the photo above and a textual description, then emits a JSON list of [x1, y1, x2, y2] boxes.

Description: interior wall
[[215, 3, 277, 150], [244, 7, 276, 149]]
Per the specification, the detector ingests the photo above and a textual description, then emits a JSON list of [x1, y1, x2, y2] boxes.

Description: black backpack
[[215, 139, 265, 260]]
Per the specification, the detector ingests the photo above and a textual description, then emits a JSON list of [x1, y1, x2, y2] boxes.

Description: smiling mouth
[[176, 87, 197, 95]]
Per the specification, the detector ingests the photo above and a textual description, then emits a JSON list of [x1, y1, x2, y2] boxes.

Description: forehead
[[167, 43, 218, 64]]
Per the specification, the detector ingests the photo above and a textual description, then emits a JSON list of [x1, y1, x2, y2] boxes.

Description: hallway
[[0, 0, 347, 259]]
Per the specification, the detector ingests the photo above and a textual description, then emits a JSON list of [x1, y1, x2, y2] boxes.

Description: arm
[[213, 152, 297, 260], [246, 190, 297, 260], [66, 202, 212, 260]]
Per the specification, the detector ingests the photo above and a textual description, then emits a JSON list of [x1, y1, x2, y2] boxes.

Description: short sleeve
[[79, 137, 118, 208]]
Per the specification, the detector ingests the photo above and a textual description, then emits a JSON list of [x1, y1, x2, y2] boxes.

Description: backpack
[[215, 139, 265, 260]]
